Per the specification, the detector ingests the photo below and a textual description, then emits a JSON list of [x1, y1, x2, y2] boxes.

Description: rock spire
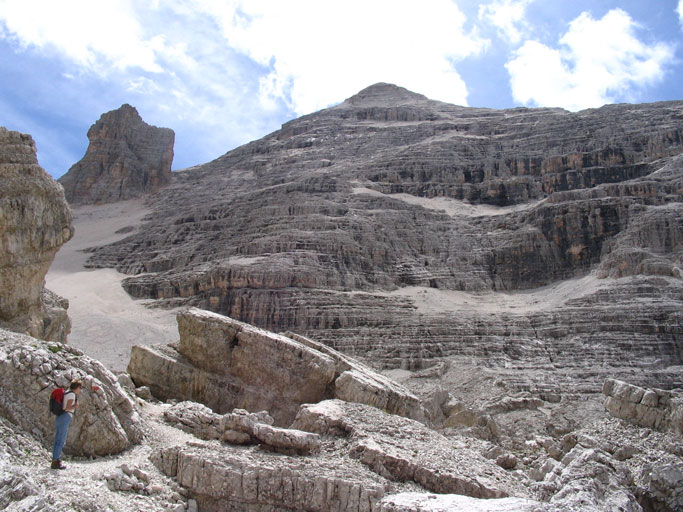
[[59, 104, 174, 204]]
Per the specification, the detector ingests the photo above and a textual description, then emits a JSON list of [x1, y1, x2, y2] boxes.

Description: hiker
[[51, 379, 83, 470]]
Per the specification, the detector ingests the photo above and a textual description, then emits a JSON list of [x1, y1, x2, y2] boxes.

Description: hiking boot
[[51, 459, 66, 470]]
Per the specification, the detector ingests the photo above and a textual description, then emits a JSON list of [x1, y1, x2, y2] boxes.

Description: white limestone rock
[[0, 328, 143, 457]]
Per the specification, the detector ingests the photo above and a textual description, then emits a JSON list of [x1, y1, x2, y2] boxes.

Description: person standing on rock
[[51, 379, 82, 470]]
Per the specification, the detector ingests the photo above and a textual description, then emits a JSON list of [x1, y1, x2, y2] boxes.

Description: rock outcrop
[[0, 127, 73, 342], [58, 104, 174, 204], [153, 444, 387, 512], [603, 378, 683, 434], [85, 84, 682, 399], [0, 328, 143, 456], [153, 398, 529, 511], [128, 307, 427, 425], [164, 401, 321, 455], [292, 400, 524, 499]]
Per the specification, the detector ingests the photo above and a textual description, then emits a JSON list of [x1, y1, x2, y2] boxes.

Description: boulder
[[533, 444, 640, 511], [636, 462, 683, 512], [58, 104, 174, 204], [0, 328, 143, 456], [286, 332, 427, 422], [129, 308, 336, 425], [0, 127, 73, 342], [603, 378, 683, 434], [129, 308, 428, 426]]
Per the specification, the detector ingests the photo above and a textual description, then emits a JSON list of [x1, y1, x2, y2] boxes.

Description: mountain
[[88, 83, 683, 394], [59, 104, 174, 204]]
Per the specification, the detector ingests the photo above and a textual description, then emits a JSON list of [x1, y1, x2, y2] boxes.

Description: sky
[[1, 0, 682, 179]]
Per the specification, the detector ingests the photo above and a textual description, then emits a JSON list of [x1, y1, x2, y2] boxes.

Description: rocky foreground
[[1, 86, 682, 510], [1, 311, 681, 511]]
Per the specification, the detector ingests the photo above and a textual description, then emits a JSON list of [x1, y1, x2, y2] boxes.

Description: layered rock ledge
[[85, 85, 683, 397], [603, 378, 683, 434]]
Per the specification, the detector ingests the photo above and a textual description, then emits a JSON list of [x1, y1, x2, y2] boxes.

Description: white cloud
[[184, 0, 488, 114], [478, 0, 534, 44], [506, 9, 674, 111], [678, 0, 683, 27], [0, 0, 164, 73], [0, 0, 490, 167]]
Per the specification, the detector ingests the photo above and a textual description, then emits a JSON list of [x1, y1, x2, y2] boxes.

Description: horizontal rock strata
[[85, 84, 683, 396], [0, 328, 142, 456], [603, 378, 683, 434], [0, 127, 73, 342], [129, 308, 427, 425], [153, 445, 387, 512]]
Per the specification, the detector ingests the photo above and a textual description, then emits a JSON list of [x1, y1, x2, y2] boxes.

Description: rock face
[[153, 444, 387, 512], [603, 378, 683, 434], [0, 328, 143, 456], [58, 104, 174, 204], [128, 307, 426, 425], [86, 84, 683, 397], [0, 127, 73, 342]]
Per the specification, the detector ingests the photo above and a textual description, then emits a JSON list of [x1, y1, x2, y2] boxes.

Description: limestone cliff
[[0, 127, 73, 341], [58, 104, 174, 204], [87, 83, 683, 394]]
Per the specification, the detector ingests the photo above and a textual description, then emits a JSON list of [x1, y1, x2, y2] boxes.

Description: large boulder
[[0, 328, 143, 456], [285, 332, 427, 422], [603, 378, 683, 434], [129, 308, 427, 426], [58, 104, 174, 204], [129, 308, 336, 425], [0, 127, 73, 342]]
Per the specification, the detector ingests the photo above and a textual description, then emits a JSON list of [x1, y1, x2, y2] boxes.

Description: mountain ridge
[[86, 84, 683, 393]]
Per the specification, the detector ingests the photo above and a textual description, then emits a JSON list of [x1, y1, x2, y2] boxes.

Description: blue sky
[[1, 0, 682, 179]]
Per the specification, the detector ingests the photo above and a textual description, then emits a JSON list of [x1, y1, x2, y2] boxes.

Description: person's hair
[[69, 379, 83, 391]]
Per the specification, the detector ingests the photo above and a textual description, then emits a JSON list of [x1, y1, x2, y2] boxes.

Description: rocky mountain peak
[[87, 103, 143, 139], [342, 82, 429, 107], [58, 104, 175, 205]]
